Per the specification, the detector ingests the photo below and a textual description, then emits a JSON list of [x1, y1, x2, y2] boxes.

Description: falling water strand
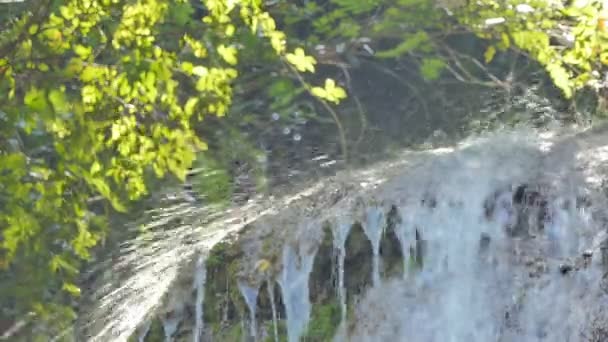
[[362, 207, 385, 286], [238, 281, 259, 341], [267, 283, 279, 342], [137, 322, 151, 342], [278, 243, 317, 342], [193, 256, 207, 342], [333, 219, 353, 321], [162, 311, 182, 342]]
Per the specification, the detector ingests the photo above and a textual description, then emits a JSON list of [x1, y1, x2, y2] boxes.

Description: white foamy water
[[84, 125, 608, 342], [278, 235, 318, 342], [343, 128, 608, 341], [238, 281, 260, 340]]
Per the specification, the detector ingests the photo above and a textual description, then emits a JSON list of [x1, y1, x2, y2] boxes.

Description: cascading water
[[161, 306, 182, 341], [267, 282, 279, 342], [346, 129, 608, 341], [333, 219, 352, 322], [238, 281, 259, 341], [137, 322, 150, 342], [193, 257, 206, 342], [278, 240, 318, 342], [362, 207, 385, 286], [85, 126, 608, 342]]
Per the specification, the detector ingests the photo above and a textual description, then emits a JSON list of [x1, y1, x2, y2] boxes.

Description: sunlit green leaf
[[285, 48, 316, 72]]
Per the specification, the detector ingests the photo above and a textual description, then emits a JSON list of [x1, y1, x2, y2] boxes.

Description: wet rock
[[479, 233, 491, 254], [601, 237, 608, 270], [415, 229, 426, 269], [344, 224, 373, 303], [583, 250, 594, 258], [559, 262, 574, 275], [524, 256, 548, 278], [513, 184, 528, 204], [379, 207, 404, 279], [421, 193, 437, 209]]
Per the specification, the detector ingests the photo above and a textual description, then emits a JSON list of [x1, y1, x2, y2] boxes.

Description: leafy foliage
[[458, 0, 608, 98], [279, 0, 607, 97], [0, 0, 346, 336]]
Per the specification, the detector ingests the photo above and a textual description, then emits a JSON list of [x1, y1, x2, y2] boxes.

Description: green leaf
[[218, 45, 238, 65], [24, 87, 48, 112], [62, 283, 81, 297], [420, 58, 445, 80], [81, 65, 103, 82], [49, 255, 78, 275], [169, 2, 194, 26], [48, 89, 69, 113], [60, 5, 75, 20], [81, 85, 98, 104], [90, 161, 101, 175], [311, 78, 347, 104], [376, 31, 429, 58], [181, 61, 194, 75], [547, 63, 573, 98], [192, 66, 208, 76], [184, 97, 199, 116], [74, 45, 92, 59], [285, 48, 316, 72], [484, 45, 496, 63], [28, 24, 39, 35]]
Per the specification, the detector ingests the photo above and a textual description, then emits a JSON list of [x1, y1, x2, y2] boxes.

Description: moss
[[218, 323, 243, 342], [309, 224, 337, 305], [203, 237, 245, 339], [380, 206, 404, 279], [143, 317, 164, 342], [262, 236, 274, 255], [205, 241, 231, 269], [262, 319, 288, 342], [302, 299, 341, 342]]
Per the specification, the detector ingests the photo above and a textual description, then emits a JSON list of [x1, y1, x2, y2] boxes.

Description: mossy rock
[[310, 224, 338, 305], [380, 206, 405, 279], [203, 236, 247, 338], [262, 319, 288, 342], [344, 223, 373, 303], [302, 298, 341, 342]]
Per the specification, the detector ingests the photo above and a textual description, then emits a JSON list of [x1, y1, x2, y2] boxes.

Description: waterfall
[[267, 283, 279, 342], [346, 131, 608, 341], [333, 218, 352, 323], [192, 256, 206, 342], [161, 313, 181, 342], [362, 207, 385, 286], [278, 241, 318, 342], [137, 322, 150, 342], [238, 281, 260, 341], [86, 127, 608, 342]]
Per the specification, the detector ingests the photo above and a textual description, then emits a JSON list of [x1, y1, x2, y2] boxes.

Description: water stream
[[192, 257, 206, 342], [278, 241, 318, 342], [85, 127, 608, 342], [362, 207, 385, 287], [238, 281, 259, 341]]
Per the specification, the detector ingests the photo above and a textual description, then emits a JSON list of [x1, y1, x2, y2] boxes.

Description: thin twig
[[337, 63, 367, 157], [363, 59, 431, 121], [281, 59, 349, 164]]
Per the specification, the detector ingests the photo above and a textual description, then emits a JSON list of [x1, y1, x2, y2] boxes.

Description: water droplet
[[283, 127, 291, 135], [293, 133, 302, 142], [271, 112, 280, 121]]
